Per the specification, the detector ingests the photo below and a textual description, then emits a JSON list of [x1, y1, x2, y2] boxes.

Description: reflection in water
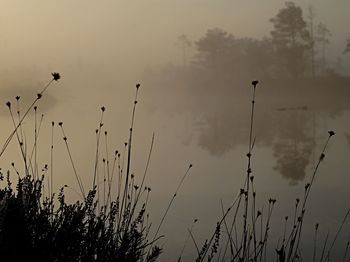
[[272, 108, 314, 184], [195, 104, 315, 185], [145, 71, 350, 185], [273, 139, 313, 185]]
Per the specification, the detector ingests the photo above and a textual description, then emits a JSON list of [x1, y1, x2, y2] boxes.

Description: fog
[[0, 1, 350, 261]]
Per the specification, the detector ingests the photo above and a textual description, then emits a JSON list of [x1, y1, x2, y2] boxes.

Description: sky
[[0, 1, 350, 261]]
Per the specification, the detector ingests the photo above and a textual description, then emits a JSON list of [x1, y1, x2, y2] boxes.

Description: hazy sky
[[0, 1, 349, 261], [1, 0, 349, 73]]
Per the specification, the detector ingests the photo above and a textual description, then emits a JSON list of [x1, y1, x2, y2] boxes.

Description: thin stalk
[[313, 223, 319, 262], [119, 84, 139, 224], [319, 231, 329, 262], [325, 207, 350, 261], [242, 81, 259, 260], [1, 76, 57, 158], [59, 123, 85, 199], [93, 107, 105, 188], [149, 164, 192, 255]]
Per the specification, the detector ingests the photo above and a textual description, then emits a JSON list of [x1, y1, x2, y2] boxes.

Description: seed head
[[15, 96, 20, 101], [5, 101, 11, 108], [136, 83, 140, 89], [328, 130, 335, 137], [251, 80, 259, 87], [52, 72, 61, 81], [305, 183, 310, 191]]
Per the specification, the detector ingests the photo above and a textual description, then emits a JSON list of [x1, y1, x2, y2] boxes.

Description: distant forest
[[144, 2, 350, 185], [172, 1, 349, 81]]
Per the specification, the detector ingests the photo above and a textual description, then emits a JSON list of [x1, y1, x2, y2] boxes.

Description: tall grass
[[188, 81, 348, 262], [0, 74, 348, 262], [0, 74, 162, 261]]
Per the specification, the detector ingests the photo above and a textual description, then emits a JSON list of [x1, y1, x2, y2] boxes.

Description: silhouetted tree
[[316, 22, 331, 75], [194, 28, 276, 82], [270, 1, 311, 78], [307, 5, 316, 77], [194, 28, 234, 77]]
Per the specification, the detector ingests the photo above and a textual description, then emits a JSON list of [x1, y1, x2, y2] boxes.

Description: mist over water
[[0, 1, 350, 261]]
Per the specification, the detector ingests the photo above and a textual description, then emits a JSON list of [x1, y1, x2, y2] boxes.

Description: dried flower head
[[136, 83, 141, 89], [252, 80, 259, 87], [328, 130, 335, 137], [15, 96, 20, 101], [5, 101, 11, 108], [320, 153, 325, 161], [37, 93, 42, 99], [52, 72, 61, 81], [305, 183, 310, 191]]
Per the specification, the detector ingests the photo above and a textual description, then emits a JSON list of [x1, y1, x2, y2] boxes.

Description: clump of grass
[[0, 74, 162, 261]]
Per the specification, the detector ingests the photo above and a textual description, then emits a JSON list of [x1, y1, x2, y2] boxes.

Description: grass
[[0, 73, 349, 262]]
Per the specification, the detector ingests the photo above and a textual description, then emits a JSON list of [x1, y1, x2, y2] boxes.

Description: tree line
[[178, 1, 347, 80]]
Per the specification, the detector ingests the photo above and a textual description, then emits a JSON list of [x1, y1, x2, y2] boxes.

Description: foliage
[[270, 1, 311, 78], [0, 173, 160, 262]]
